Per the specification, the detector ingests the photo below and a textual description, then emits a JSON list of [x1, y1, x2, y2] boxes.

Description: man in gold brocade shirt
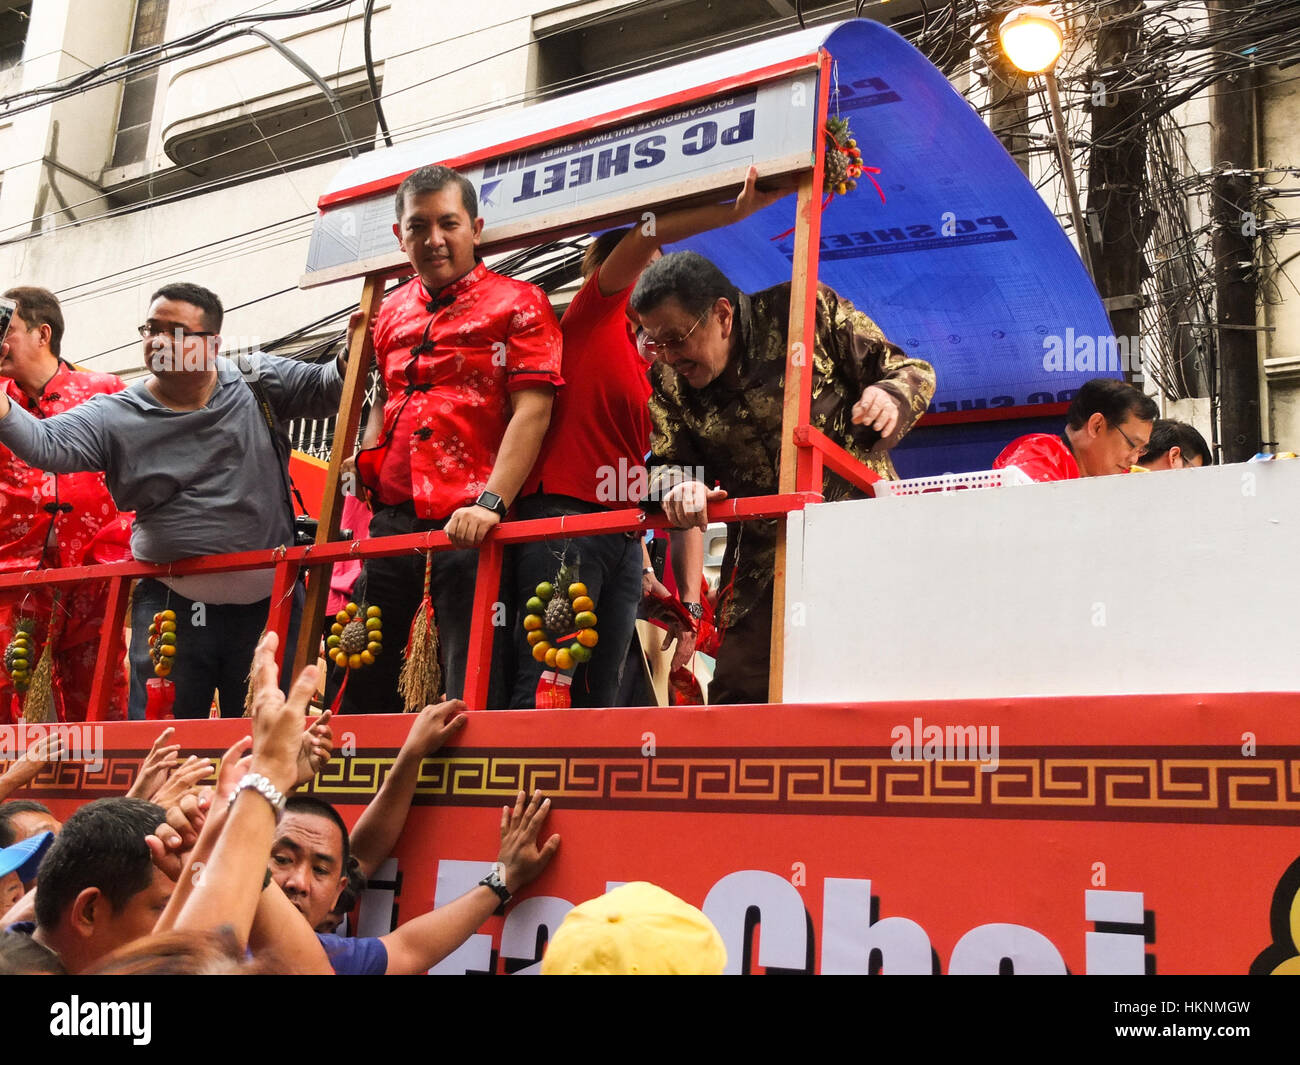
[[631, 251, 935, 704]]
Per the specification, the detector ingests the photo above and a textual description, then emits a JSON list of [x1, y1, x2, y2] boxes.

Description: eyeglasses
[[138, 323, 217, 341], [1110, 421, 1148, 455], [641, 309, 710, 354]]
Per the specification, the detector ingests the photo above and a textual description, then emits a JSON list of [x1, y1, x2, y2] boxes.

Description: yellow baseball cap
[[541, 882, 727, 975]]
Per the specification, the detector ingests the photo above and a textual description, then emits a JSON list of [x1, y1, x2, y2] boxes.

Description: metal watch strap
[[229, 772, 287, 820], [685, 601, 704, 620]]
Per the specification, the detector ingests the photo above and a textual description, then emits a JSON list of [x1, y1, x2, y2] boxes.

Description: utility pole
[[1088, 0, 1151, 374], [982, 16, 1032, 179], [1208, 0, 1262, 461]]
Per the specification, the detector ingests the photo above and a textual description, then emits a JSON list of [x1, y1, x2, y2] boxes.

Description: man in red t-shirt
[[0, 287, 132, 722], [347, 166, 563, 712], [509, 169, 784, 708], [993, 378, 1158, 482]]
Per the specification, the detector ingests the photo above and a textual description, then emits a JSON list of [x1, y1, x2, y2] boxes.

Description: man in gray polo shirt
[[0, 282, 344, 718]]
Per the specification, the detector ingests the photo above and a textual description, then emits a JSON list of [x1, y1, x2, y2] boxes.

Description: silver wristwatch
[[229, 772, 287, 820]]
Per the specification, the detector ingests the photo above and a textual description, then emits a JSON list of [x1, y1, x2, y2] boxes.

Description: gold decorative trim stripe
[[15, 749, 1299, 825]]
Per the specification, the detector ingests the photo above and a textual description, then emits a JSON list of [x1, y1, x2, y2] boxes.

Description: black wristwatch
[[479, 863, 512, 906], [474, 490, 507, 519]]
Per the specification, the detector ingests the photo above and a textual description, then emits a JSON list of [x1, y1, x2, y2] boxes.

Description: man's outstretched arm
[[350, 701, 468, 878], [0, 392, 108, 472], [379, 790, 559, 975]]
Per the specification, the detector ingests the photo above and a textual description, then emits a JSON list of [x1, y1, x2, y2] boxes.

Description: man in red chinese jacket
[[348, 166, 563, 711], [0, 287, 131, 722], [993, 378, 1158, 482]]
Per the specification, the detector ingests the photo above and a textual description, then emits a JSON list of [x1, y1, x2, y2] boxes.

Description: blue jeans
[[128, 577, 304, 720], [509, 494, 642, 708]]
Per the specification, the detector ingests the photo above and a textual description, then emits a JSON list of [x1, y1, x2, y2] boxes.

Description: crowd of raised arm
[[0, 632, 560, 975]]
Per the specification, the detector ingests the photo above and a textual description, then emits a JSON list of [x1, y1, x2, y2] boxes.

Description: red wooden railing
[[0, 487, 843, 720]]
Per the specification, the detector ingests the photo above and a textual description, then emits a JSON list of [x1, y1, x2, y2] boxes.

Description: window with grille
[[110, 0, 170, 168]]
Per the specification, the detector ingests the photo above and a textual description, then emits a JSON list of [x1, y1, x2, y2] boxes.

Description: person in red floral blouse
[[347, 166, 564, 711], [0, 287, 131, 722]]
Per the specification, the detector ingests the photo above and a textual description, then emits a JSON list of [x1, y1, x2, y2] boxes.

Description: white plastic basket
[[873, 465, 1034, 497]]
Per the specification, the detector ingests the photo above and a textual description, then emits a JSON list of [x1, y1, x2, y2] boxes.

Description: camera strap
[[245, 367, 309, 520]]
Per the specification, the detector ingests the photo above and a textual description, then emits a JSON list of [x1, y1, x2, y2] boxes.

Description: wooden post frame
[[769, 50, 831, 704], [292, 273, 385, 679]]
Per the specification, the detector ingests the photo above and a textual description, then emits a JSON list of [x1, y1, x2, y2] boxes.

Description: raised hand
[[497, 790, 560, 895], [146, 791, 211, 881], [126, 726, 180, 800], [296, 709, 334, 788], [733, 165, 791, 220], [146, 735, 251, 882], [1, 731, 65, 794], [249, 631, 317, 796], [404, 700, 468, 760], [149, 755, 216, 808]]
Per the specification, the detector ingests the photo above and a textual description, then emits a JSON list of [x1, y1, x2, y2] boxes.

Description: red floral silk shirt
[[358, 263, 564, 520], [0, 362, 133, 571], [993, 433, 1081, 482]]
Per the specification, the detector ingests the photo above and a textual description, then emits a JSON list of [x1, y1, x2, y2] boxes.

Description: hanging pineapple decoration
[[328, 602, 383, 671], [4, 618, 36, 694], [523, 562, 599, 674], [824, 116, 865, 196]]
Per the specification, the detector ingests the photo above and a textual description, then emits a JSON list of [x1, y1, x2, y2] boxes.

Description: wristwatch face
[[476, 491, 505, 517], [686, 602, 704, 619]]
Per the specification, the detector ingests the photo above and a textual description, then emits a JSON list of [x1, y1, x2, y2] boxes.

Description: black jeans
[[508, 494, 643, 708], [339, 502, 513, 713], [128, 577, 304, 720]]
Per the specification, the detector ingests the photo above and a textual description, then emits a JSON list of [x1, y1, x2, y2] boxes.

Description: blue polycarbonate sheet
[[669, 20, 1117, 473]]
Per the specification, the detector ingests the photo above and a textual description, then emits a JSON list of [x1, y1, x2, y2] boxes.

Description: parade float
[[3, 19, 1297, 976]]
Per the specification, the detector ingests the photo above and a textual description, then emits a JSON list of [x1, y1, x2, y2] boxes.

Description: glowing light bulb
[[999, 6, 1064, 74]]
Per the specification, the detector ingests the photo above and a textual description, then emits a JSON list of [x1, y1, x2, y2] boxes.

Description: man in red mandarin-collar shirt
[[347, 166, 563, 712], [0, 287, 132, 722]]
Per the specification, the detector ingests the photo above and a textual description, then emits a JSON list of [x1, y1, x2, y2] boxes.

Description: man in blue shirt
[[269, 791, 559, 975]]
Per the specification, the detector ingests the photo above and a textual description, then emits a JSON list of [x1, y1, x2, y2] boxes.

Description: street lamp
[[999, 6, 1094, 280]]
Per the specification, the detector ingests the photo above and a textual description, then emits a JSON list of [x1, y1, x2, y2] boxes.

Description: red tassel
[[329, 669, 350, 715]]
